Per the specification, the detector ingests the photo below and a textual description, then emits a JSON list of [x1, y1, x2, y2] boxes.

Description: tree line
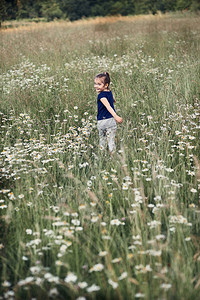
[[1, 0, 200, 24]]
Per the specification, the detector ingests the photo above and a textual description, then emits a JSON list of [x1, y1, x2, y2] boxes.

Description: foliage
[[0, 0, 6, 26], [41, 0, 64, 21], [1, 0, 200, 22]]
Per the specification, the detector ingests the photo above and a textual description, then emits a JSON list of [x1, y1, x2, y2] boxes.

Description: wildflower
[[146, 178, 152, 181], [79, 204, 86, 210], [89, 263, 104, 273], [101, 222, 107, 226], [135, 293, 145, 298], [26, 229, 32, 235], [78, 281, 88, 289], [71, 219, 80, 226], [148, 250, 162, 256], [49, 288, 59, 297], [98, 251, 108, 257], [0, 205, 7, 209], [60, 243, 71, 253], [26, 238, 41, 247], [2, 281, 11, 287], [91, 216, 99, 223], [87, 284, 100, 293], [160, 283, 172, 290], [169, 215, 189, 225], [0, 189, 10, 194], [18, 276, 34, 286], [169, 227, 176, 233], [111, 257, 122, 263], [132, 235, 141, 240], [8, 192, 15, 200], [135, 264, 152, 273], [4, 290, 15, 298], [108, 279, 118, 289], [75, 226, 83, 231], [64, 272, 77, 283], [30, 266, 41, 274], [147, 220, 161, 229], [87, 180, 92, 187], [190, 188, 197, 193], [122, 183, 129, 190], [156, 234, 166, 241], [110, 219, 121, 226], [161, 267, 168, 274], [118, 272, 128, 280], [154, 196, 162, 202]]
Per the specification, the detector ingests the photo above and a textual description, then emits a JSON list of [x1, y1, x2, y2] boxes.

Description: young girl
[[94, 72, 123, 153]]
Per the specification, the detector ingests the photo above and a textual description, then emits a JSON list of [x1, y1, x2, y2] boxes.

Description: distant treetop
[[1, 0, 200, 23]]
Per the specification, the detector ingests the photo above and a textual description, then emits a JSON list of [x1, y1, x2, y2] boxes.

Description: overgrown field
[[0, 13, 200, 300]]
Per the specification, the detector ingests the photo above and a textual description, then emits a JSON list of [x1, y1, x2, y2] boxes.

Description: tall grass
[[0, 13, 200, 300]]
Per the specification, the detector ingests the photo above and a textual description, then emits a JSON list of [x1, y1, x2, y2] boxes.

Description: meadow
[[0, 13, 200, 300]]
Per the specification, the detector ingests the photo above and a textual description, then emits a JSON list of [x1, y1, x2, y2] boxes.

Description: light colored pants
[[97, 118, 117, 152]]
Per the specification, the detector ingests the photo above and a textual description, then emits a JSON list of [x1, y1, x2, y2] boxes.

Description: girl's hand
[[115, 116, 123, 123]]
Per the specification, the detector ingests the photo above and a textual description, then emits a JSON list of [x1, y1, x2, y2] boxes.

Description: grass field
[[0, 13, 200, 300]]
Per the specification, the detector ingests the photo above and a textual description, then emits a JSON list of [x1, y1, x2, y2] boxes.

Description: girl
[[94, 72, 123, 153]]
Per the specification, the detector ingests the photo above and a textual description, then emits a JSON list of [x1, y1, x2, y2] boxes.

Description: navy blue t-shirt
[[97, 91, 115, 121]]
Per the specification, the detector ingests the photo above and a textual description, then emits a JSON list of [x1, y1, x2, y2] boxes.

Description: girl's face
[[94, 77, 108, 93]]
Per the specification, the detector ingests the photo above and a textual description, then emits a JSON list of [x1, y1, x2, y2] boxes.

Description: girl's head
[[94, 72, 110, 93]]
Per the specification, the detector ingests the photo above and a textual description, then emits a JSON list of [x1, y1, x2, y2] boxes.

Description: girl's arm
[[100, 97, 123, 123]]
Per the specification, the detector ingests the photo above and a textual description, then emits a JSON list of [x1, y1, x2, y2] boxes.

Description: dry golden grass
[[1, 13, 168, 33], [2, 12, 198, 34], [1, 12, 199, 44]]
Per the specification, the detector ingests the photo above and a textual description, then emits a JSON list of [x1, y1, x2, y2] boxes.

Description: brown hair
[[95, 72, 110, 88]]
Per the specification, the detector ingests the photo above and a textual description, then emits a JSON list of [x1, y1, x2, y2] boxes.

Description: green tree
[[2, 0, 200, 22], [162, 0, 177, 12], [111, 0, 135, 15], [0, 0, 6, 27], [111, 1, 124, 15], [41, 0, 63, 21], [176, 0, 192, 10], [90, 0, 112, 17], [15, 0, 43, 19], [4, 0, 18, 20], [60, 0, 91, 20], [191, 0, 200, 11]]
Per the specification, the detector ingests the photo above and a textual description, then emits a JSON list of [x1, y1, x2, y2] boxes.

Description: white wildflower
[[108, 279, 118, 289], [89, 263, 104, 273], [87, 284, 100, 292], [64, 272, 77, 283], [110, 219, 121, 226], [78, 281, 88, 289], [118, 272, 128, 280]]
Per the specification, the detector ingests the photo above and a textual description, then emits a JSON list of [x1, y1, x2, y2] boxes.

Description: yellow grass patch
[[1, 13, 168, 33]]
